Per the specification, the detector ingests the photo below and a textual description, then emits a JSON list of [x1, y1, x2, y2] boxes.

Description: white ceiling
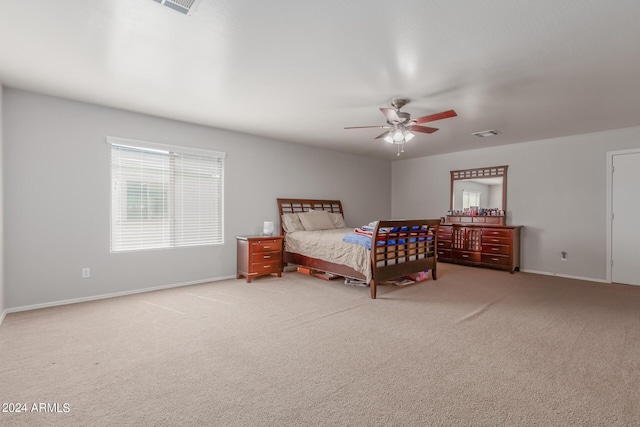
[[1, 0, 640, 160]]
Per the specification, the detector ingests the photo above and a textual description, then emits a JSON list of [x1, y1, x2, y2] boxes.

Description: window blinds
[[109, 137, 224, 252]]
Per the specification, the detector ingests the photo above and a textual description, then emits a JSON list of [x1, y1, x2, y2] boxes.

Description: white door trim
[[606, 148, 640, 283]]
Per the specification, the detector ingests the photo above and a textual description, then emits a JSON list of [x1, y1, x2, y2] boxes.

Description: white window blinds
[[109, 137, 224, 252]]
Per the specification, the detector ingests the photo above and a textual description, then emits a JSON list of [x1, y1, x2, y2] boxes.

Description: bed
[[277, 198, 440, 299]]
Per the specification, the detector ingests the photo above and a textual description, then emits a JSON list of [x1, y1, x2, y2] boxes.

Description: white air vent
[[472, 129, 501, 137], [152, 0, 200, 15]]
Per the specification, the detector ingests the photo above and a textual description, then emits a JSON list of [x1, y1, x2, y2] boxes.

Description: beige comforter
[[285, 228, 371, 283]]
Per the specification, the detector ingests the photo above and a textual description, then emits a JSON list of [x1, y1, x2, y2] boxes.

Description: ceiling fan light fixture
[[344, 100, 457, 156], [403, 130, 415, 142]]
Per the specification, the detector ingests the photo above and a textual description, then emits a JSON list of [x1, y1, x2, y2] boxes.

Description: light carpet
[[1, 263, 640, 426]]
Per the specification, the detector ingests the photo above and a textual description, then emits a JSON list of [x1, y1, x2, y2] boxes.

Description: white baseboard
[[0, 309, 6, 326], [5, 275, 237, 314], [521, 269, 608, 284]]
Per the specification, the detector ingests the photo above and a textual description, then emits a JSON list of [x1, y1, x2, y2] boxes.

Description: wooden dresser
[[236, 236, 284, 283], [437, 224, 521, 273]]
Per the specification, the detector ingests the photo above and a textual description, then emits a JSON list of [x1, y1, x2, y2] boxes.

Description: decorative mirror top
[[451, 166, 507, 181]]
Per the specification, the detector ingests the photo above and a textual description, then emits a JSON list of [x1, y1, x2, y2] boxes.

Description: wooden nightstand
[[236, 235, 284, 283]]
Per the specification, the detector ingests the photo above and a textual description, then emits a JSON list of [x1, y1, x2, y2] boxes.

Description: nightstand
[[236, 235, 284, 283]]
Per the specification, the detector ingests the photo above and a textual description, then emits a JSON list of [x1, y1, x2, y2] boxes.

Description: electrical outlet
[[561, 252, 567, 261], [82, 268, 91, 278]]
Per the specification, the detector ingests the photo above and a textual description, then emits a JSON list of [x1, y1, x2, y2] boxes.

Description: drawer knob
[[264, 265, 270, 269], [462, 254, 469, 258], [263, 255, 270, 259], [492, 248, 499, 251], [492, 258, 500, 261]]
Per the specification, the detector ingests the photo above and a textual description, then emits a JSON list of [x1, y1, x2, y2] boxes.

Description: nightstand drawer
[[251, 240, 282, 253], [251, 252, 280, 263], [252, 260, 282, 274]]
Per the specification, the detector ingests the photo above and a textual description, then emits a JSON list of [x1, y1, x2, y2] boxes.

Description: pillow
[[328, 212, 346, 228], [298, 210, 335, 231], [281, 213, 305, 233]]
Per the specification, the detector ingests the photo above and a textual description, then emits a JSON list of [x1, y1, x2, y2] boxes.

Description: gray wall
[[4, 88, 391, 309], [0, 84, 4, 320], [392, 126, 640, 281]]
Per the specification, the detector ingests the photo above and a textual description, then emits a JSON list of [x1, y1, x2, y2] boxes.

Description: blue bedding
[[343, 233, 430, 250]]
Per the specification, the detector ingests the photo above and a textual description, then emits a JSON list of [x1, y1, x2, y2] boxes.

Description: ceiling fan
[[344, 99, 457, 155]]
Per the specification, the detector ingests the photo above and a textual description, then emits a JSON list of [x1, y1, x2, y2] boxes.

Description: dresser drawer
[[482, 244, 510, 255], [437, 228, 451, 238], [437, 229, 452, 236], [481, 229, 512, 238], [251, 240, 282, 253], [481, 254, 511, 266], [483, 217, 503, 225], [481, 236, 510, 245], [251, 251, 281, 263], [454, 251, 481, 262], [436, 240, 452, 250], [437, 249, 452, 259]]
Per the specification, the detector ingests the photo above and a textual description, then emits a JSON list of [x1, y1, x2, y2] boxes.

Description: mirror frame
[[450, 165, 508, 212]]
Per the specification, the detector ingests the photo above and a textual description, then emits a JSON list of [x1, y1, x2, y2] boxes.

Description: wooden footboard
[[369, 219, 440, 299]]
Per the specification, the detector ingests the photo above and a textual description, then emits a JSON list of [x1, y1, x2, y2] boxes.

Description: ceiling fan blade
[[411, 125, 439, 134], [379, 107, 401, 123], [344, 125, 387, 129], [414, 109, 457, 124], [374, 130, 392, 139]]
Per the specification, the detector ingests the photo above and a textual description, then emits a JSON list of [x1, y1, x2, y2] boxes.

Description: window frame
[[108, 136, 225, 253]]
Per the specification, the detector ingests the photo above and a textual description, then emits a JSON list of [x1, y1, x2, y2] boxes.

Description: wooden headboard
[[277, 198, 344, 234], [277, 198, 343, 215]]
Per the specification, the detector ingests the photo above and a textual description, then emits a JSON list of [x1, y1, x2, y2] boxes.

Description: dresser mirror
[[450, 165, 508, 213]]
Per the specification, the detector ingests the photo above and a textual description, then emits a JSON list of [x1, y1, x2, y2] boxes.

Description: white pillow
[[281, 213, 305, 233], [328, 212, 346, 228], [298, 210, 335, 231]]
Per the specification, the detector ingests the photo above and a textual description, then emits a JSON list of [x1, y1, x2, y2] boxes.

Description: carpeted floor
[[1, 263, 640, 426]]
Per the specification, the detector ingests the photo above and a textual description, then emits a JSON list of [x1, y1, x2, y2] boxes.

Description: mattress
[[284, 228, 372, 283]]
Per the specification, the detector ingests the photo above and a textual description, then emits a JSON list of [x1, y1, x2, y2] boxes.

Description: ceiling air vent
[[152, 0, 200, 15], [472, 129, 501, 137]]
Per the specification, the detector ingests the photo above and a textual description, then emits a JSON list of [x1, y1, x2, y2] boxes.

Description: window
[[109, 137, 224, 252], [462, 190, 480, 210]]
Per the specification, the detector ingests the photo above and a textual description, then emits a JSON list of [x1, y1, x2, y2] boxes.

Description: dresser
[[437, 224, 521, 273], [236, 236, 284, 283]]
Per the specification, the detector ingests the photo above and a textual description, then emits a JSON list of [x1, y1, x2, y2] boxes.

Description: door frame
[[606, 148, 640, 284]]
